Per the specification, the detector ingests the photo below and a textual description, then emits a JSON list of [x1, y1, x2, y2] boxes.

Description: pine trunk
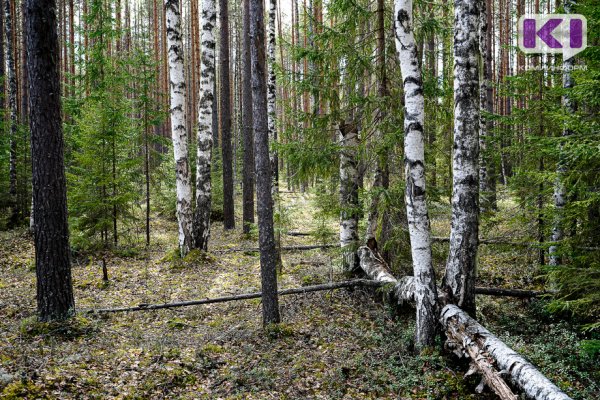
[[241, 0, 254, 234], [26, 0, 75, 321], [365, 0, 389, 243], [479, 0, 495, 212], [165, 0, 194, 257], [394, 0, 439, 349], [250, 0, 280, 325], [193, 0, 216, 251], [5, 0, 19, 227], [443, 0, 480, 316], [220, 0, 235, 230]]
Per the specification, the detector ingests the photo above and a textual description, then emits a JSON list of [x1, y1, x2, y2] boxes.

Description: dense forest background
[[0, 0, 599, 398]]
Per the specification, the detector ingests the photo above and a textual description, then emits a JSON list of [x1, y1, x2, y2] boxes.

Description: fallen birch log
[[441, 305, 571, 400], [356, 246, 572, 400]]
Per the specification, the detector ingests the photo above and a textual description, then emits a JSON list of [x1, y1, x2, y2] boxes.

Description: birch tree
[[443, 0, 480, 316], [549, 0, 576, 267], [250, 0, 280, 325], [165, 0, 193, 257], [26, 0, 75, 321], [394, 0, 439, 348], [241, 0, 254, 234], [339, 120, 359, 271], [193, 0, 216, 251], [267, 0, 278, 191]]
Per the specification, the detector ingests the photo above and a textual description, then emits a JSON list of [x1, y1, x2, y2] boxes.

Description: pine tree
[[241, 0, 254, 234], [220, 0, 235, 230], [26, 0, 75, 321], [250, 0, 280, 325], [5, 0, 19, 227]]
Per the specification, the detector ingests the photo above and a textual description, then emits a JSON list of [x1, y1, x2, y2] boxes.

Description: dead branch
[[87, 279, 383, 314]]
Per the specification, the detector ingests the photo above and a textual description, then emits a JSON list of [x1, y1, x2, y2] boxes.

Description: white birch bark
[[267, 0, 278, 192], [165, 0, 193, 257], [339, 121, 359, 271], [193, 0, 216, 251], [394, 0, 439, 349], [357, 249, 573, 400], [549, 0, 576, 267], [441, 305, 573, 400], [443, 0, 480, 315]]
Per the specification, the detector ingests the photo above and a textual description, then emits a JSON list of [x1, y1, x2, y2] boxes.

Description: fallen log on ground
[[357, 246, 572, 400], [88, 279, 382, 314], [431, 236, 532, 247], [286, 231, 312, 237], [213, 244, 337, 253], [86, 274, 543, 315], [442, 305, 571, 400]]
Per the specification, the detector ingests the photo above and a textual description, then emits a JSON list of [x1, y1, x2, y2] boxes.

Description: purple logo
[[518, 14, 587, 59]]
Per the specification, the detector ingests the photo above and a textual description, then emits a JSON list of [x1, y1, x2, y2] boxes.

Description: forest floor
[[1, 190, 599, 399]]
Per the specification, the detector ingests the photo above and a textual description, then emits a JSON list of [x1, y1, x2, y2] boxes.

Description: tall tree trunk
[[26, 0, 75, 321], [0, 0, 4, 223], [443, 0, 480, 316], [5, 0, 19, 227], [339, 120, 359, 271], [20, 0, 28, 125], [241, 0, 254, 234], [549, 0, 576, 267], [394, 0, 439, 349], [220, 0, 235, 230], [479, 0, 495, 212], [267, 0, 278, 192], [165, 0, 194, 257], [193, 0, 216, 251], [250, 0, 280, 325], [365, 0, 390, 245]]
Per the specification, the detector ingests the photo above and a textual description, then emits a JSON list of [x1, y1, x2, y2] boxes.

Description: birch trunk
[[549, 0, 576, 267], [443, 0, 480, 315], [193, 0, 216, 251], [165, 0, 194, 257], [5, 0, 19, 227], [241, 0, 254, 234], [339, 121, 359, 271], [394, 0, 439, 349], [250, 0, 280, 325], [267, 0, 278, 192]]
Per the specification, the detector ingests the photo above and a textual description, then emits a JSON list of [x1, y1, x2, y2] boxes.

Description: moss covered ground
[[1, 191, 598, 399]]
